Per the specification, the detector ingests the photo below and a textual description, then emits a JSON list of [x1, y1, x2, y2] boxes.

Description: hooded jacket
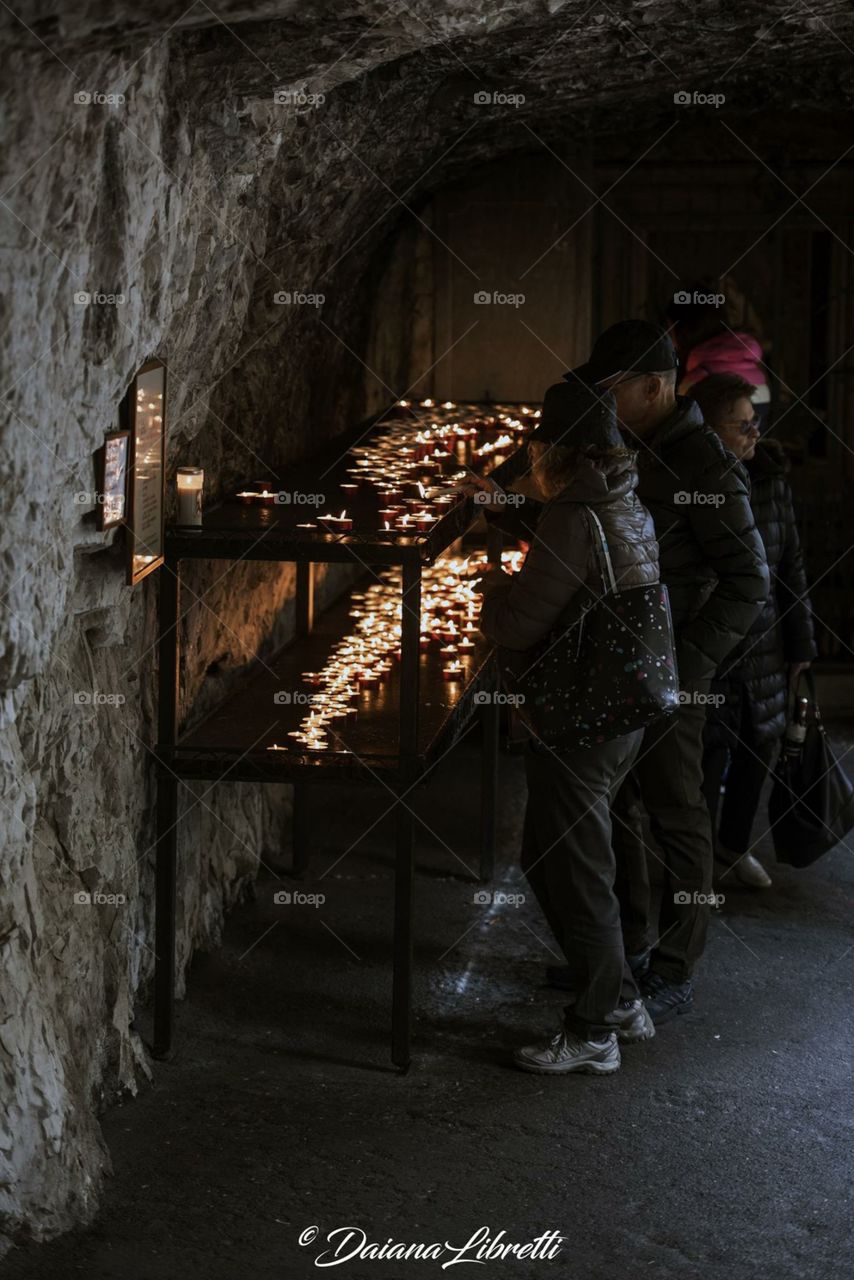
[[486, 397, 770, 688], [705, 438, 816, 746], [479, 451, 659, 653]]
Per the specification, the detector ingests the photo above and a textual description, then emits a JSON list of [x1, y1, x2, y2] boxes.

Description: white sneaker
[[614, 998, 656, 1043], [513, 1027, 620, 1075], [716, 846, 772, 889]]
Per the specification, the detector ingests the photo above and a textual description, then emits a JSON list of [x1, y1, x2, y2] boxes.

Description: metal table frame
[[154, 513, 504, 1071]]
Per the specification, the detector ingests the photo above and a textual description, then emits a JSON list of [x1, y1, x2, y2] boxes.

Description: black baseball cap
[[569, 320, 678, 385], [529, 378, 622, 448]]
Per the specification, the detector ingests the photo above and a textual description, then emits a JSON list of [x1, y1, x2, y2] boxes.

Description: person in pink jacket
[[670, 289, 772, 428], [682, 330, 767, 394]]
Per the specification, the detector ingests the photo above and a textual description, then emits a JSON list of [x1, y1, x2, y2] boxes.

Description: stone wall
[[2, 0, 853, 1249], [0, 32, 395, 1248]]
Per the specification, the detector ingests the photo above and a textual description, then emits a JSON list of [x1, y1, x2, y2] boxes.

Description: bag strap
[[586, 507, 618, 595], [787, 667, 821, 724]]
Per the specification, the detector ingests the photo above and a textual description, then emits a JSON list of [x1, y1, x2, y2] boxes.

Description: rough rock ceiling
[[8, 2, 851, 211], [10, 2, 854, 114]]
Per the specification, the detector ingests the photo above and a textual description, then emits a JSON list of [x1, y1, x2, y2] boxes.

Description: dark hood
[[549, 449, 639, 506]]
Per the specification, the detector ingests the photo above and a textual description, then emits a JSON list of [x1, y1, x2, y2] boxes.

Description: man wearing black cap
[[469, 321, 769, 1024]]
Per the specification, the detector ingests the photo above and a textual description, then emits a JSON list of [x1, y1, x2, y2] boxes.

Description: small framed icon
[[96, 429, 130, 531]]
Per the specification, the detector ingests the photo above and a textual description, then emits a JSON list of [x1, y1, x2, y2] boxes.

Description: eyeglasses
[[720, 417, 760, 435]]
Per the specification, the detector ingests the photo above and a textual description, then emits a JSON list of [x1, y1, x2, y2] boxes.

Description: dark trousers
[[521, 730, 643, 1039], [702, 708, 777, 855], [611, 702, 714, 983], [611, 770, 650, 957]]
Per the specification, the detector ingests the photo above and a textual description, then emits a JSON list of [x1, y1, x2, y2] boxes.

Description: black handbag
[[502, 507, 679, 749], [768, 671, 854, 867]]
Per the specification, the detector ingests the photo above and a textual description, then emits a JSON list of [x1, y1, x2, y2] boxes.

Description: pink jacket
[[682, 331, 768, 390]]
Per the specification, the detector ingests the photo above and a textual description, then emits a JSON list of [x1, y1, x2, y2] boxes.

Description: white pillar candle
[[176, 467, 204, 525]]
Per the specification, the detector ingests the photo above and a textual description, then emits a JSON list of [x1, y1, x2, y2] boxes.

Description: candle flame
[[269, 403, 535, 755]]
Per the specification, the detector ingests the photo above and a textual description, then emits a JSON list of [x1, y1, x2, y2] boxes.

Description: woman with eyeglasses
[[688, 374, 816, 889]]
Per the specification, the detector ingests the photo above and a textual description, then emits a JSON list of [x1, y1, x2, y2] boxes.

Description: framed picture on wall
[[124, 359, 167, 586], [96, 429, 130, 531]]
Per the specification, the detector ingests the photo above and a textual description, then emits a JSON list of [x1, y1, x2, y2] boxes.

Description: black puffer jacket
[[489, 397, 770, 689], [706, 439, 816, 746], [479, 451, 659, 652]]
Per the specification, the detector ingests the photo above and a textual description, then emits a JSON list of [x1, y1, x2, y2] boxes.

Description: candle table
[[154, 400, 537, 1071]]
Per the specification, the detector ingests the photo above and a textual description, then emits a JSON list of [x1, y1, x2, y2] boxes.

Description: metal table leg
[[153, 777, 178, 1058], [291, 783, 311, 875], [392, 559, 421, 1070], [479, 700, 500, 882], [291, 561, 315, 875], [392, 801, 415, 1072], [154, 555, 180, 1058], [295, 560, 315, 636]]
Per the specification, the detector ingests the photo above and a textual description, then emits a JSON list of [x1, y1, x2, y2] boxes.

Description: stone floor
[[5, 725, 854, 1280]]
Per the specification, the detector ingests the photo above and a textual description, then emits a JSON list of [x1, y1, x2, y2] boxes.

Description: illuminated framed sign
[[125, 359, 167, 586]]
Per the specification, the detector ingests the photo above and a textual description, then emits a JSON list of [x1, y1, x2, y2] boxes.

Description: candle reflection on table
[[271, 546, 523, 755]]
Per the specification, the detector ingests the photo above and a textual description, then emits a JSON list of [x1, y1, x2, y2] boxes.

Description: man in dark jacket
[[474, 321, 770, 1024]]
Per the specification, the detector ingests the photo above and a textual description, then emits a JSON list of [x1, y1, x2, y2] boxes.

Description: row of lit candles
[[235, 399, 540, 531], [268, 548, 524, 753]]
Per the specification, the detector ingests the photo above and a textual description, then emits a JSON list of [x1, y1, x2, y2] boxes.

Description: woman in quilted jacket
[[468, 378, 661, 1076], [688, 374, 816, 890]]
